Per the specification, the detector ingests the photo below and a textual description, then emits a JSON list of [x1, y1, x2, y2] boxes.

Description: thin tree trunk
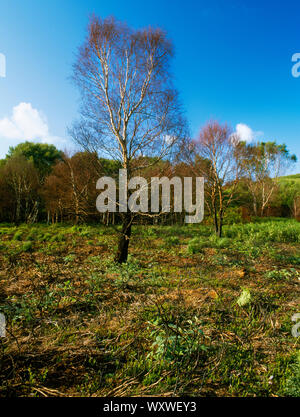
[[214, 211, 218, 235], [253, 198, 257, 216], [115, 213, 132, 264], [218, 210, 223, 238], [213, 197, 218, 235]]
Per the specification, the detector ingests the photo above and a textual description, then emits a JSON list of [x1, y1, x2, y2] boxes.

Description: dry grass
[[0, 221, 299, 397]]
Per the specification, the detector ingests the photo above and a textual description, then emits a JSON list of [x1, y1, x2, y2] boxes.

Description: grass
[[0, 218, 299, 397]]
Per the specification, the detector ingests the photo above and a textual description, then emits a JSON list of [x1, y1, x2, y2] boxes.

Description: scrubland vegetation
[[0, 16, 299, 399], [0, 219, 299, 397]]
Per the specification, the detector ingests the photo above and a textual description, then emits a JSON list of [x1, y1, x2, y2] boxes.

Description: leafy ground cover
[[0, 219, 299, 397]]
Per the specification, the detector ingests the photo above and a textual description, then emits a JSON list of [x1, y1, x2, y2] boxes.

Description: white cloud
[[164, 134, 175, 145], [234, 123, 263, 143], [0, 102, 66, 148]]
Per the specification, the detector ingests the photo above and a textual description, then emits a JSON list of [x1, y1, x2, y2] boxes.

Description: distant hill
[[278, 174, 300, 183]]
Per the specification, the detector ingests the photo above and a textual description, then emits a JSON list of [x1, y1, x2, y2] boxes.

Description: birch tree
[[192, 121, 241, 237], [237, 142, 297, 216], [70, 16, 186, 263]]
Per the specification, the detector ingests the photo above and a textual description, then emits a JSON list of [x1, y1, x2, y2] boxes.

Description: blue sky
[[0, 0, 299, 172]]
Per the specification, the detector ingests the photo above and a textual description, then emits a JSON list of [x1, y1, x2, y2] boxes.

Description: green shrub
[[41, 232, 52, 242], [187, 234, 231, 253], [139, 227, 157, 238], [50, 233, 66, 242], [22, 241, 33, 252], [164, 236, 180, 246], [209, 235, 231, 249], [236, 288, 251, 307], [63, 254, 76, 263], [13, 231, 23, 241], [265, 268, 298, 281], [147, 317, 207, 362], [80, 230, 90, 237], [284, 351, 300, 397], [223, 207, 243, 225], [26, 230, 38, 241], [187, 237, 208, 254], [224, 220, 300, 244]]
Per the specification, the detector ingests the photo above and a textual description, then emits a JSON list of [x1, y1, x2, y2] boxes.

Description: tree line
[[0, 136, 298, 228]]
